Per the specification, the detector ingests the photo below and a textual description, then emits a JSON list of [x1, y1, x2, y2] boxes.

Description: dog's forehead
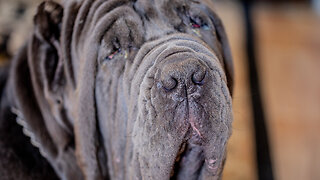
[[60, 0, 227, 88], [66, 0, 217, 46], [133, 0, 210, 40]]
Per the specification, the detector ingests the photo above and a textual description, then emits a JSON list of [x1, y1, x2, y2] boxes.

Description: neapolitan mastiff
[[0, 0, 234, 179]]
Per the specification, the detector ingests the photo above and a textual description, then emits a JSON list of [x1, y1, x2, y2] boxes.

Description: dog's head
[[12, 0, 233, 179]]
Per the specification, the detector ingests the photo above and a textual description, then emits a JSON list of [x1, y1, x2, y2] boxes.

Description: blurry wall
[[213, 0, 320, 180], [0, 0, 43, 56]]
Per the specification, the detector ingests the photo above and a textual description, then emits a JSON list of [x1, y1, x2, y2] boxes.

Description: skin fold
[[0, 0, 234, 179]]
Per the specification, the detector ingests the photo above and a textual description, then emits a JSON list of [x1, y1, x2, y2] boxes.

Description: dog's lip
[[170, 139, 218, 179], [170, 144, 221, 179], [168, 99, 223, 179], [169, 110, 206, 178], [170, 142, 188, 177]]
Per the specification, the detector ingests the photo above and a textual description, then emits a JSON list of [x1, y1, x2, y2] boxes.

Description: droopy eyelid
[[185, 9, 210, 30], [104, 48, 121, 61]]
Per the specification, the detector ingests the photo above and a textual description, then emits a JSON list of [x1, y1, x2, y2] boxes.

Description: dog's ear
[[30, 1, 73, 133], [32, 1, 64, 94], [25, 1, 82, 179], [208, 10, 234, 95]]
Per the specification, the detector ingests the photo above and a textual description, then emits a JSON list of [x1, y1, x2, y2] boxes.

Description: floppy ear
[[32, 1, 65, 96], [208, 9, 234, 95], [30, 0, 71, 144], [17, 1, 83, 179]]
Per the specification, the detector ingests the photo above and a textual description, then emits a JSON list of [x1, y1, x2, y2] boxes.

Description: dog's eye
[[190, 15, 209, 30], [104, 48, 121, 61], [104, 38, 121, 61]]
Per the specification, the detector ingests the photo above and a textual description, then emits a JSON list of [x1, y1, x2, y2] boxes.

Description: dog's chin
[[169, 136, 222, 179], [170, 139, 205, 179], [167, 105, 223, 180]]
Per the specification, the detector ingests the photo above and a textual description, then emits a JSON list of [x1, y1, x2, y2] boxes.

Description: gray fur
[[0, 0, 233, 179]]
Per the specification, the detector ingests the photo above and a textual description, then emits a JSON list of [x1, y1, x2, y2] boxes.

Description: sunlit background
[[1, 0, 320, 179]]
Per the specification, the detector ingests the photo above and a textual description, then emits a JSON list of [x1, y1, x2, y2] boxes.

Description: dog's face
[[20, 0, 233, 179]]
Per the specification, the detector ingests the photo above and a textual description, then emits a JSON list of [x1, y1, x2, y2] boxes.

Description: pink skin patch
[[189, 111, 203, 138], [107, 49, 121, 59], [192, 23, 201, 28], [208, 159, 217, 164], [208, 165, 218, 171], [206, 159, 218, 172], [115, 157, 120, 163]]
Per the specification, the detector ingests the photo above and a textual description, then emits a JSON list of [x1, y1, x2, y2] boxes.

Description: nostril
[[162, 77, 178, 91], [192, 70, 206, 85]]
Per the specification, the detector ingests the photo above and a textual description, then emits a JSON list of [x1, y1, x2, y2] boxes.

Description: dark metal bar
[[242, 1, 275, 180]]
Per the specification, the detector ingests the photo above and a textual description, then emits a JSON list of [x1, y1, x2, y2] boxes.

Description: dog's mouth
[[169, 104, 220, 180], [170, 140, 205, 179], [169, 131, 225, 180]]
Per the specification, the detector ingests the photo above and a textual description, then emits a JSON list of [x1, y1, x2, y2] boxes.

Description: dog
[[0, 0, 234, 179]]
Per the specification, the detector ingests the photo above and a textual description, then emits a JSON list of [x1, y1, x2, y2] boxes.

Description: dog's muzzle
[[125, 34, 233, 180]]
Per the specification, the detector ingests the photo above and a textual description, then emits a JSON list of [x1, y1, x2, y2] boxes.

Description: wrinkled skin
[[0, 0, 233, 180]]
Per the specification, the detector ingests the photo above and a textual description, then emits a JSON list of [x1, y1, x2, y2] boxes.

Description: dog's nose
[[160, 59, 207, 91]]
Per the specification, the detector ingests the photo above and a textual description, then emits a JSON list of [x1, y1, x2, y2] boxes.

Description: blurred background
[[211, 0, 320, 180], [0, 0, 319, 180]]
